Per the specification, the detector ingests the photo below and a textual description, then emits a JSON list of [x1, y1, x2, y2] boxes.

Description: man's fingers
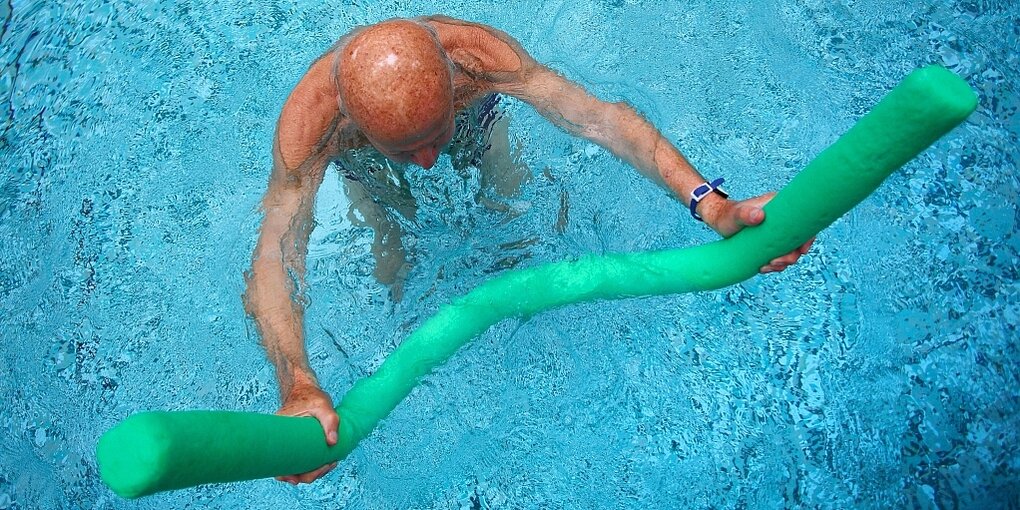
[[277, 462, 339, 486], [319, 462, 338, 478], [767, 237, 816, 268], [799, 237, 816, 255], [294, 463, 338, 484], [309, 408, 341, 446], [763, 248, 810, 273], [770, 254, 797, 266]]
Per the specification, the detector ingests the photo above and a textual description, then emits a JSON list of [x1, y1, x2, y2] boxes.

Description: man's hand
[[275, 381, 340, 485], [703, 192, 815, 274]]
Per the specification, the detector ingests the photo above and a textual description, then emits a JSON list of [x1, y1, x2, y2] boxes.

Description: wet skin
[[245, 16, 815, 485]]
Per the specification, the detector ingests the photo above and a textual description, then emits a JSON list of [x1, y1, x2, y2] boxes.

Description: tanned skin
[[244, 16, 814, 484]]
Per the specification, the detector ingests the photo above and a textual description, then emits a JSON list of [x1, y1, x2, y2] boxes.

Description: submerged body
[[243, 15, 813, 484], [98, 66, 978, 499]]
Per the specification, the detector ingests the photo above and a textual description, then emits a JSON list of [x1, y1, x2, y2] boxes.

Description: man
[[243, 15, 814, 485]]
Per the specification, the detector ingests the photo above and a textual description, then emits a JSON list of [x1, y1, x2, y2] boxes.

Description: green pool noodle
[[96, 66, 977, 498]]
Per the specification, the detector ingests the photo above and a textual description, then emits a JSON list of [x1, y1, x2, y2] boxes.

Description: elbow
[[585, 101, 629, 145]]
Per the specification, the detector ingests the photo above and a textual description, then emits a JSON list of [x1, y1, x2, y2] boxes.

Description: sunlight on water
[[1, 0, 1018, 508]]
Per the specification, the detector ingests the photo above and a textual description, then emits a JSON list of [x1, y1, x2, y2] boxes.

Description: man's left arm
[[484, 35, 812, 273], [504, 65, 722, 216]]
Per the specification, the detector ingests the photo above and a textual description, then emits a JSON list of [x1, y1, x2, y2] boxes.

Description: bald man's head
[[338, 19, 455, 164]]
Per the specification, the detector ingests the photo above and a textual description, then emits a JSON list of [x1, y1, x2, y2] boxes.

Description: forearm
[[244, 255, 317, 398], [243, 166, 324, 399], [513, 67, 728, 223], [593, 100, 708, 198]]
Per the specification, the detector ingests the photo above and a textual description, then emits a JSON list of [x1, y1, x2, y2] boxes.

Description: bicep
[[426, 16, 539, 92], [262, 123, 329, 251], [426, 18, 600, 134], [507, 65, 615, 141], [276, 57, 343, 171], [276, 98, 337, 172]]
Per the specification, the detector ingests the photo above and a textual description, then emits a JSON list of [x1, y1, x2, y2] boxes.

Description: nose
[[410, 147, 439, 169]]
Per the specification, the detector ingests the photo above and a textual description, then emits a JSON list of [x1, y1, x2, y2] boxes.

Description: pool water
[[2, 0, 1018, 508]]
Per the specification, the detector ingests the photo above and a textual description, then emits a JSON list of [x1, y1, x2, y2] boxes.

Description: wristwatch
[[689, 177, 728, 222]]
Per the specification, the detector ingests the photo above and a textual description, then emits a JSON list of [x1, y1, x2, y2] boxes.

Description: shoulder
[[276, 54, 345, 171], [420, 16, 538, 90]]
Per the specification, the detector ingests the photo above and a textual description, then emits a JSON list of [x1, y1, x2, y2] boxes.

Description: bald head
[[338, 19, 454, 150]]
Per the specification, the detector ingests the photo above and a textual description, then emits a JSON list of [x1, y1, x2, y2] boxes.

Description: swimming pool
[[1, 0, 1018, 508]]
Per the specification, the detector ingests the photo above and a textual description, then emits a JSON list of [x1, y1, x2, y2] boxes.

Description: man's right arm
[[243, 142, 341, 483], [242, 56, 344, 483], [243, 142, 328, 407]]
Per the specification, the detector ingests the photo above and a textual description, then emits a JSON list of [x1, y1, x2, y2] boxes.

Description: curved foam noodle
[[96, 66, 977, 499]]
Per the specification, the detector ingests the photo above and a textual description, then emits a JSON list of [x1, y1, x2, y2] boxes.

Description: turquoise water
[[2, 0, 1018, 508]]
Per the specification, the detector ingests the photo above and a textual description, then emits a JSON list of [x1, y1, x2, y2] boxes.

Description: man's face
[[367, 110, 456, 169]]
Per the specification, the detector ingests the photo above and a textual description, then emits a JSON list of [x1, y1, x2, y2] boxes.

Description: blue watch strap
[[689, 177, 729, 222]]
